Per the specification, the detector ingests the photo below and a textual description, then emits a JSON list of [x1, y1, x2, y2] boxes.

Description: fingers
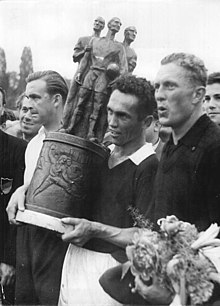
[[6, 186, 26, 224], [6, 200, 19, 225], [61, 217, 80, 226], [0, 264, 15, 286]]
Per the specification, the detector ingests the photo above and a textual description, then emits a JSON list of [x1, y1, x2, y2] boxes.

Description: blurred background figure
[[0, 128, 27, 304], [0, 87, 16, 125], [204, 72, 220, 126], [145, 110, 171, 160], [5, 93, 42, 142]]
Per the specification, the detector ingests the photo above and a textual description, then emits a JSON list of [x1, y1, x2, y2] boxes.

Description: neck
[[113, 134, 145, 157], [152, 135, 160, 147], [44, 111, 63, 133], [172, 109, 203, 145], [93, 30, 101, 38], [106, 30, 116, 41], [23, 134, 32, 142], [123, 40, 131, 47]]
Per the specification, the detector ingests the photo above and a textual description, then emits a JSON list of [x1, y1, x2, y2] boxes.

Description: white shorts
[[58, 244, 123, 306]]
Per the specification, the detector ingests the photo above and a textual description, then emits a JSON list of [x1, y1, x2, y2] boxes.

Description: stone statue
[[122, 26, 137, 73], [62, 17, 105, 131], [62, 17, 128, 142]]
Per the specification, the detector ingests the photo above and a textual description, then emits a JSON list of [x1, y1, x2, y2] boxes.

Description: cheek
[[168, 93, 190, 114]]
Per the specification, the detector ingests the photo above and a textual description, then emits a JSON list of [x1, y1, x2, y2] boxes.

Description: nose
[[208, 97, 217, 110], [155, 85, 166, 103], [23, 110, 32, 120], [108, 113, 118, 127]]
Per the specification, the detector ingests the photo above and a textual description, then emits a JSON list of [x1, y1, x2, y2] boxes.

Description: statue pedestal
[[16, 210, 74, 234]]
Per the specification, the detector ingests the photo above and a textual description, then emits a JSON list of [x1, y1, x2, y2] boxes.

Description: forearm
[[90, 221, 139, 248]]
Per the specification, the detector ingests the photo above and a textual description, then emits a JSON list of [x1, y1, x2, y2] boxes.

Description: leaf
[[121, 261, 131, 280]]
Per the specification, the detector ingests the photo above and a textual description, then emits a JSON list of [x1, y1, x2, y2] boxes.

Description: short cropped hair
[[161, 53, 207, 87], [0, 87, 6, 105], [207, 72, 220, 85], [26, 70, 68, 104], [112, 74, 157, 120]]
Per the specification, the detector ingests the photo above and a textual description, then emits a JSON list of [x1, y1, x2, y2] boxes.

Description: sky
[[0, 0, 220, 81]]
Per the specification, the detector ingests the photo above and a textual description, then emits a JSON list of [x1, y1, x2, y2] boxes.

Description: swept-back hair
[[207, 72, 220, 85], [26, 70, 68, 105]]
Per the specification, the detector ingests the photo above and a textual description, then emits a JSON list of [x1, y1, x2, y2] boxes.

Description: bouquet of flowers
[[123, 215, 220, 305]]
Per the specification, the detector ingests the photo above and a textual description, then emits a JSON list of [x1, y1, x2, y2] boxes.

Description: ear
[[143, 115, 153, 128], [53, 94, 62, 108], [154, 120, 161, 133], [192, 86, 206, 105]]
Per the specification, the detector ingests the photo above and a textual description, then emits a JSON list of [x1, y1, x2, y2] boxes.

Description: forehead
[[206, 83, 220, 94], [26, 79, 47, 95], [108, 89, 138, 112], [21, 96, 32, 107], [155, 63, 188, 84], [111, 18, 121, 24], [127, 27, 137, 33], [95, 17, 104, 24]]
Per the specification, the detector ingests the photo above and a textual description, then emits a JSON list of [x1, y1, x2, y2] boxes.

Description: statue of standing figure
[[62, 17, 105, 131], [122, 26, 137, 73], [62, 17, 128, 142]]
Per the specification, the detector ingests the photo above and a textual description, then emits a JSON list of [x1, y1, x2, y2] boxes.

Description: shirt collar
[[109, 142, 155, 165], [38, 126, 46, 136], [168, 114, 211, 149]]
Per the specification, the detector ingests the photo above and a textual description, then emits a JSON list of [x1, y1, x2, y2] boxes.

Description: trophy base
[[16, 209, 74, 234]]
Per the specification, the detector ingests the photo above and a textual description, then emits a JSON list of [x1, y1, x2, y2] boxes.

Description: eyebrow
[[26, 93, 41, 99]]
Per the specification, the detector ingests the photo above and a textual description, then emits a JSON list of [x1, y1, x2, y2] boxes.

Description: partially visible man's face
[[19, 97, 42, 139], [0, 92, 4, 115], [107, 89, 144, 147], [204, 83, 220, 126], [93, 17, 105, 31], [25, 79, 55, 130], [154, 63, 196, 129]]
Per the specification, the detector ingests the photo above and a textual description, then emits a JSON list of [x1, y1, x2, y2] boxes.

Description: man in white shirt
[[7, 70, 69, 305]]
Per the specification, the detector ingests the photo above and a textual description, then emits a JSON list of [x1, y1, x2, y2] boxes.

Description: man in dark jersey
[[58, 74, 158, 306], [147, 52, 220, 305]]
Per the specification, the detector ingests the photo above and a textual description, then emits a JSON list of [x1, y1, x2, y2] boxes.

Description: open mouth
[[109, 130, 120, 137], [158, 107, 167, 116]]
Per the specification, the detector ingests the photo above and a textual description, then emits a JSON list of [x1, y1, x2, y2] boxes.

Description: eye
[[165, 82, 175, 90], [204, 96, 210, 102], [119, 113, 129, 120], [107, 108, 113, 115], [154, 83, 159, 91]]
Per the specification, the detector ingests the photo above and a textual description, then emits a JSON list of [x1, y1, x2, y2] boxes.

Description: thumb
[[61, 217, 80, 226], [17, 191, 26, 211]]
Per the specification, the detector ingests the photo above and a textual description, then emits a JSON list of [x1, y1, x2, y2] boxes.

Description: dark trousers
[[15, 225, 68, 305]]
